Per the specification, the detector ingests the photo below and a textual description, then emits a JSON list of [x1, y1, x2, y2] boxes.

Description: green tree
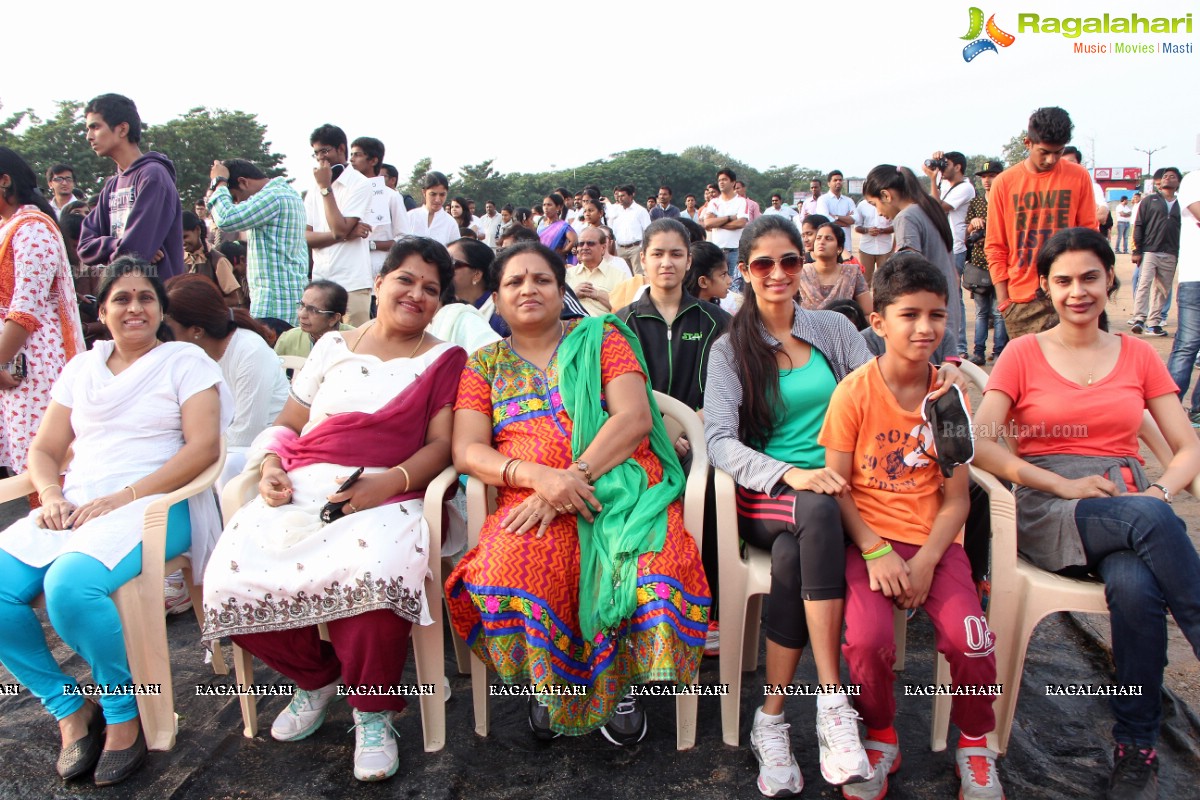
[[452, 159, 509, 205], [0, 101, 109, 196], [1002, 130, 1028, 166], [143, 107, 285, 205], [964, 153, 1005, 184], [403, 157, 433, 199]]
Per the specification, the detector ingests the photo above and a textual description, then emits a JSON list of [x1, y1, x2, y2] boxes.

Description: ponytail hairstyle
[[1035, 227, 1119, 332], [684, 241, 726, 297], [729, 215, 807, 448], [862, 164, 953, 254], [165, 273, 271, 343], [0, 147, 59, 225]]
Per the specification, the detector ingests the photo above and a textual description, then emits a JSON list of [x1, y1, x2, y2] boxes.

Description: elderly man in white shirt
[[566, 227, 629, 316]]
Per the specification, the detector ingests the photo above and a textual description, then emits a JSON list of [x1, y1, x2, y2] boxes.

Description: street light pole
[[1133, 145, 1166, 177]]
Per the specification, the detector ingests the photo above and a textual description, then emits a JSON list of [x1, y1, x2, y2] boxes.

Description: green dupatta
[[556, 315, 686, 640]]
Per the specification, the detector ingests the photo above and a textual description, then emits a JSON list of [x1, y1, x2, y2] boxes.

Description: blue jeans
[[1116, 221, 1129, 253], [953, 251, 969, 355], [1075, 496, 1200, 746], [0, 502, 190, 723], [1167, 281, 1200, 414], [971, 290, 1008, 359], [723, 248, 743, 294]]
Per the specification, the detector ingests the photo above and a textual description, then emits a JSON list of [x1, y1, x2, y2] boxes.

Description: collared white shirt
[[703, 194, 749, 250], [937, 179, 976, 254], [406, 207, 461, 245], [607, 203, 653, 246], [305, 165, 374, 291], [364, 176, 412, 277], [479, 212, 504, 247], [853, 199, 893, 255], [816, 193, 856, 256]]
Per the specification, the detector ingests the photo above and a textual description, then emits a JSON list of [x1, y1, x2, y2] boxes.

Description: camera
[[965, 228, 986, 247], [924, 158, 949, 171]]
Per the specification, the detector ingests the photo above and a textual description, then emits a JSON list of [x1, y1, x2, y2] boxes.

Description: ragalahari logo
[[962, 7, 1016, 61]]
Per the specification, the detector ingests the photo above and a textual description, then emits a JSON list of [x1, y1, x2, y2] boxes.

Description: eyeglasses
[[296, 301, 338, 317], [576, 241, 603, 248], [746, 253, 804, 279], [451, 258, 472, 270], [311, 146, 335, 160], [51, 176, 75, 184]]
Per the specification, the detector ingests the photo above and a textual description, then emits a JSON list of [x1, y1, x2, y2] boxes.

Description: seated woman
[[166, 274, 289, 486], [201, 239, 464, 782], [973, 227, 1200, 800], [428, 237, 502, 352], [797, 222, 873, 314], [0, 257, 228, 786], [273, 280, 354, 359], [446, 241, 710, 746], [704, 216, 965, 797]]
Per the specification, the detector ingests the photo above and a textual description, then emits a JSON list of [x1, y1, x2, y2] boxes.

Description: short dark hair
[[224, 158, 266, 188], [716, 168, 736, 182], [770, 193, 782, 202], [309, 124, 348, 153], [46, 163, 74, 183], [685, 193, 696, 201], [1062, 146, 1083, 162], [872, 252, 948, 313], [181, 210, 204, 233], [1152, 167, 1165, 180], [1160, 166, 1182, 181], [1026, 106, 1073, 146], [502, 226, 539, 244], [678, 217, 707, 244], [380, 237, 456, 305], [84, 93, 142, 144], [658, 185, 672, 195], [944, 152, 967, 170], [493, 240, 566, 287], [380, 163, 399, 181], [351, 136, 385, 172], [305, 279, 349, 315], [419, 171, 450, 190], [616, 183, 636, 196], [827, 170, 843, 181], [217, 241, 246, 264]]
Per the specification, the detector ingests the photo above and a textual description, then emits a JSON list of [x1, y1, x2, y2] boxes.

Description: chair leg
[[675, 694, 697, 750], [231, 642, 259, 738], [742, 595, 763, 673], [410, 619, 446, 753], [113, 580, 177, 752], [181, 569, 227, 677], [893, 607, 908, 672], [446, 597, 472, 677], [470, 651, 490, 737], [931, 653, 951, 752], [992, 616, 1036, 755], [719, 596, 748, 747]]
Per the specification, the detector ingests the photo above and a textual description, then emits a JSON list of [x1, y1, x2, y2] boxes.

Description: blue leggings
[[0, 502, 190, 724]]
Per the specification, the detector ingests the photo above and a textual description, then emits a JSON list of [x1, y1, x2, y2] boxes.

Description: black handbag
[[921, 385, 975, 478]]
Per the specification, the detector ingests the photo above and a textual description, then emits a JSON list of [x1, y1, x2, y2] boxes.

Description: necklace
[[351, 321, 426, 359], [1055, 329, 1097, 386]]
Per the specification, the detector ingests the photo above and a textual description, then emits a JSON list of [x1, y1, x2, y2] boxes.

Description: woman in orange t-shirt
[[973, 227, 1200, 795]]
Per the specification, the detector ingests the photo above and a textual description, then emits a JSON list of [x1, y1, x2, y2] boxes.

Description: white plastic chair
[[11, 441, 228, 752], [459, 391, 709, 749], [221, 465, 457, 753]]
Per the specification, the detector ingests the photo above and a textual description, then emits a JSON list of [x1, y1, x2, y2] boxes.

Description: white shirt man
[[816, 173, 855, 254], [608, 188, 653, 273], [853, 199, 893, 255], [799, 180, 823, 224], [479, 201, 504, 248], [567, 228, 628, 316], [305, 146, 374, 325], [763, 195, 799, 222]]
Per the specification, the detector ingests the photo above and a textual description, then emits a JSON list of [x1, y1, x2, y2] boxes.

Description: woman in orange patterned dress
[[0, 148, 84, 474], [446, 241, 710, 745]]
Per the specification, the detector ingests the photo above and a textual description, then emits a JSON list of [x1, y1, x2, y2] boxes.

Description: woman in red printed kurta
[[0, 148, 84, 473]]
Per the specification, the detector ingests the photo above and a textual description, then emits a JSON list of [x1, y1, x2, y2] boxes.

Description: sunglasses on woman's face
[[746, 253, 804, 279]]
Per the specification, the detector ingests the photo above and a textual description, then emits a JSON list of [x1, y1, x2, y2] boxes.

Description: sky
[[6, 1, 1199, 188]]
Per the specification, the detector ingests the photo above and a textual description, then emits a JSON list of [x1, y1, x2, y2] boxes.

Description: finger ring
[[565, 504, 575, 512], [555, 506, 566, 514], [348, 502, 358, 513], [530, 513, 539, 521]]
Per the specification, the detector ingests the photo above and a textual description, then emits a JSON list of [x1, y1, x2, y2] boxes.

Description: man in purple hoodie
[[78, 94, 184, 279]]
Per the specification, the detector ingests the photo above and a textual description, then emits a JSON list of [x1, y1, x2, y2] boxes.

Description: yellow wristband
[[37, 483, 61, 501], [392, 465, 411, 493]]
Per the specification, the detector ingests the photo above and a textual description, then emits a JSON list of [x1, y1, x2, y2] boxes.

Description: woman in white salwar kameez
[[0, 258, 230, 786], [201, 237, 465, 782]]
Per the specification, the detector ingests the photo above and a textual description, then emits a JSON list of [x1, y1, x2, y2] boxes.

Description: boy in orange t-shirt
[[818, 257, 1003, 800], [985, 106, 1099, 341]]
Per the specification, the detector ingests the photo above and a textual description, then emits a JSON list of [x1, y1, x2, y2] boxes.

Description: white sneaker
[[270, 681, 339, 741], [956, 746, 1005, 800], [816, 698, 873, 786], [842, 739, 901, 800], [164, 576, 192, 616], [749, 708, 803, 797], [351, 709, 399, 781]]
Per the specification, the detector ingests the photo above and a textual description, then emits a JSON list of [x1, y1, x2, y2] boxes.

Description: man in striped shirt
[[207, 159, 309, 331]]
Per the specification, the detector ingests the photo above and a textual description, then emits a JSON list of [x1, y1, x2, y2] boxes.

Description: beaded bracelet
[[862, 542, 894, 561]]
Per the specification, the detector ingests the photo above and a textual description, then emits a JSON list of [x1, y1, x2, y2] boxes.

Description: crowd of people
[[0, 93, 1196, 800]]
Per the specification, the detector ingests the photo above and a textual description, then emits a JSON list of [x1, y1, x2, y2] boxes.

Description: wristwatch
[[573, 460, 594, 485], [209, 176, 227, 191], [369, 241, 377, 251], [319, 187, 332, 197], [1149, 482, 1171, 504]]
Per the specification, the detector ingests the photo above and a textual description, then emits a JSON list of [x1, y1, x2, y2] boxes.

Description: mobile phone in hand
[[320, 467, 365, 524]]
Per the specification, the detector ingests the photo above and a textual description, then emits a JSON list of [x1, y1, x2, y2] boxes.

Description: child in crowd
[[819, 258, 1003, 800], [684, 241, 734, 306]]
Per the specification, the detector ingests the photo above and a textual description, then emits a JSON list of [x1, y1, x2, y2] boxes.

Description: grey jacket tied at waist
[[1015, 453, 1149, 572]]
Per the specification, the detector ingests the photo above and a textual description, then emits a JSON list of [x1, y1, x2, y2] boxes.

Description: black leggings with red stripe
[[736, 486, 846, 649]]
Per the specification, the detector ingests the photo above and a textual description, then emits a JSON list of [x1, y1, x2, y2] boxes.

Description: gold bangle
[[392, 465, 411, 493], [125, 485, 138, 501], [37, 483, 61, 500]]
